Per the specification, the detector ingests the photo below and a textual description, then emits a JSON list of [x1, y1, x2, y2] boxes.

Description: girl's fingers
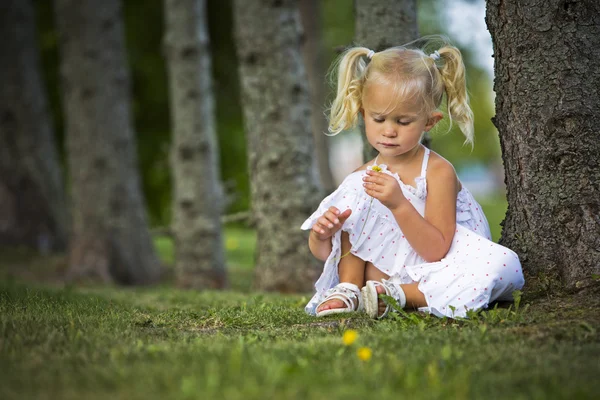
[[318, 216, 334, 229], [363, 182, 383, 193], [338, 208, 352, 221], [363, 175, 382, 184], [312, 224, 324, 234], [364, 188, 380, 198], [324, 210, 340, 225], [317, 222, 331, 235]]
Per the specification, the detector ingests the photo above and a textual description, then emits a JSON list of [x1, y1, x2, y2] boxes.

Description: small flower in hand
[[363, 169, 406, 211]]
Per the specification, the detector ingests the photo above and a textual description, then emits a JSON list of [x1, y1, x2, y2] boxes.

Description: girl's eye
[[397, 120, 411, 126], [373, 118, 384, 123]]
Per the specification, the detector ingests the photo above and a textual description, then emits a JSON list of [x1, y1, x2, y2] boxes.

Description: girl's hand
[[363, 170, 407, 211], [311, 206, 352, 241]]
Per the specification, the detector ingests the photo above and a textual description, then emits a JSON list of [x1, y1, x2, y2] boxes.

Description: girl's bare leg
[[364, 263, 427, 316], [400, 283, 427, 308], [316, 232, 366, 312]]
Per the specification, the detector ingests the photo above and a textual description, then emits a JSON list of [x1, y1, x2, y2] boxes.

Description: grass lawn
[[1, 226, 599, 399]]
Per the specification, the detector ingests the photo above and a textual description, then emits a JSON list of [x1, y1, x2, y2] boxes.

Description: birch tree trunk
[[164, 0, 227, 289], [55, 0, 161, 284], [234, 0, 323, 292], [299, 0, 336, 193], [354, 0, 420, 161], [0, 0, 68, 253], [486, 0, 600, 293]]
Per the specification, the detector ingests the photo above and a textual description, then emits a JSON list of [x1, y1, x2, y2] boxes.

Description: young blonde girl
[[301, 39, 524, 319]]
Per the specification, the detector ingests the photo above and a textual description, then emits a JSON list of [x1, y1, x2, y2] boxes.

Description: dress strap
[[420, 147, 431, 178]]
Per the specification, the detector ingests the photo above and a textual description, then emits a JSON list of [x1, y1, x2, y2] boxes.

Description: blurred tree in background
[[0, 0, 68, 253], [164, 0, 227, 289], [54, 0, 161, 284], [233, 0, 322, 292], [300, 0, 336, 194]]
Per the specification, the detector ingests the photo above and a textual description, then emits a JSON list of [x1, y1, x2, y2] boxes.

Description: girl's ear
[[425, 112, 444, 131]]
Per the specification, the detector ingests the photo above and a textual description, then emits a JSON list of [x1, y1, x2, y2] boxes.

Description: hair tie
[[429, 50, 441, 61], [366, 50, 375, 59]]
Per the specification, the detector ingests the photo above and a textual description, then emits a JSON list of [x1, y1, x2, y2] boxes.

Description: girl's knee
[[485, 250, 522, 282]]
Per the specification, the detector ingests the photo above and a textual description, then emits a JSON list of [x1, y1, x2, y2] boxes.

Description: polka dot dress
[[301, 148, 524, 318]]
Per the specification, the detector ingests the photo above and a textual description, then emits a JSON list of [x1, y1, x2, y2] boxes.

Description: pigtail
[[327, 47, 372, 135], [436, 46, 474, 146]]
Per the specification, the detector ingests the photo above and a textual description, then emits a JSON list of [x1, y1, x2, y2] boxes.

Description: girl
[[301, 40, 524, 319]]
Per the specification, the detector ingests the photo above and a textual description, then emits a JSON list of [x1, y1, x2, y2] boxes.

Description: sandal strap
[[317, 282, 362, 312], [377, 279, 407, 319], [381, 279, 406, 307]]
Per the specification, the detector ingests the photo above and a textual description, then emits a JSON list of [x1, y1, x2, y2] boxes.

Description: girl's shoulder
[[426, 150, 462, 192], [427, 150, 456, 175]]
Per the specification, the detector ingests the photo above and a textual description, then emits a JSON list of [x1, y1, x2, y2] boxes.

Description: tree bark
[[299, 0, 336, 192], [233, 0, 323, 292], [55, 0, 161, 284], [354, 0, 421, 161], [164, 0, 227, 289], [486, 0, 600, 293], [0, 0, 68, 253]]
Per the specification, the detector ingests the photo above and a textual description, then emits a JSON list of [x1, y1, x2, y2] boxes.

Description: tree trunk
[[354, 0, 420, 162], [486, 0, 600, 293], [55, 0, 161, 284], [299, 0, 336, 192], [233, 0, 323, 292], [164, 0, 227, 289], [0, 0, 68, 253]]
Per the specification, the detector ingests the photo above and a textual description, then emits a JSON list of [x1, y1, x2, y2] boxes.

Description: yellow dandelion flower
[[371, 165, 382, 172], [342, 329, 358, 346], [357, 347, 372, 361]]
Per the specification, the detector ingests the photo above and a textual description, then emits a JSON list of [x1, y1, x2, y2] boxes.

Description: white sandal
[[315, 282, 363, 317], [361, 279, 406, 319]]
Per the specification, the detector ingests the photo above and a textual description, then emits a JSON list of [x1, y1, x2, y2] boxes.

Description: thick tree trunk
[[164, 0, 227, 289], [299, 0, 336, 192], [486, 0, 600, 293], [0, 0, 68, 253], [354, 0, 421, 161], [233, 0, 323, 292], [55, 0, 161, 284]]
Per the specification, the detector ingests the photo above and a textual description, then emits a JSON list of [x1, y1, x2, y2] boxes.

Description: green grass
[[1, 281, 599, 400], [1, 224, 599, 399]]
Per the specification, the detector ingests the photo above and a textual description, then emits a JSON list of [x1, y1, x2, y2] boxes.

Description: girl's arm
[[392, 159, 458, 262], [363, 157, 458, 262], [308, 231, 332, 261]]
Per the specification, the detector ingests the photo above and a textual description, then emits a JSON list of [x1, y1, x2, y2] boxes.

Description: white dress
[[301, 148, 525, 318]]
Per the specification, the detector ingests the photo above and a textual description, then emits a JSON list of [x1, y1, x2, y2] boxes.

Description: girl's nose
[[383, 127, 397, 137]]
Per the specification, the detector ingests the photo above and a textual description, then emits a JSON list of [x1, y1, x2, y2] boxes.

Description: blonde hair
[[328, 38, 474, 145]]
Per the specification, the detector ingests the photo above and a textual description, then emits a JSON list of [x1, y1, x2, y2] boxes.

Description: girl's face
[[361, 81, 442, 160]]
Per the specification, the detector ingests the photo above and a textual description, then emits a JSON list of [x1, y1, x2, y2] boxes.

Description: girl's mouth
[[379, 143, 398, 148]]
